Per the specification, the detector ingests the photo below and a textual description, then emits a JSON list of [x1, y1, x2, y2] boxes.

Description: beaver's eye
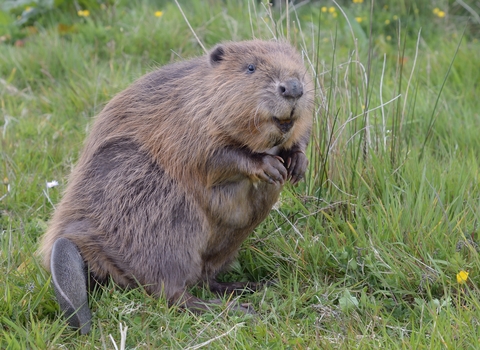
[[247, 64, 256, 74]]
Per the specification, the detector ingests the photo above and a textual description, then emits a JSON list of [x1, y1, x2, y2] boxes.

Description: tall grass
[[1, 0, 480, 348]]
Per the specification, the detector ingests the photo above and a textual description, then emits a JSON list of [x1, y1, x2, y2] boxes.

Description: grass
[[1, 0, 480, 348]]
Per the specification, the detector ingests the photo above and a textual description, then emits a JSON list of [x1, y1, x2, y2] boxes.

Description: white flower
[[46, 180, 59, 188]]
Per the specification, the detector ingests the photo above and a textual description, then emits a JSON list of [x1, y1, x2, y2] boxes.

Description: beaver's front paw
[[283, 149, 308, 185], [251, 154, 287, 186]]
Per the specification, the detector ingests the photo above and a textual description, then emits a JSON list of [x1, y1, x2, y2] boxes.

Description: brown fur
[[39, 40, 314, 309]]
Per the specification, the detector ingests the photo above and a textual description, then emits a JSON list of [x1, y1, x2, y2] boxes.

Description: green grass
[[1, 0, 480, 348]]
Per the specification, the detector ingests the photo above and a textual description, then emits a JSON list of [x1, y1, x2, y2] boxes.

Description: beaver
[[39, 39, 314, 334]]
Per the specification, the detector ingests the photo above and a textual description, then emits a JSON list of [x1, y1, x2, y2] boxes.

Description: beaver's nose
[[278, 79, 303, 99]]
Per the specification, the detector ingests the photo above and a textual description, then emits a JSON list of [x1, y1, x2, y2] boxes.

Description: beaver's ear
[[209, 45, 225, 66]]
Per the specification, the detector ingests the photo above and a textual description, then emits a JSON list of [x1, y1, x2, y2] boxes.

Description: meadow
[[1, 0, 480, 348]]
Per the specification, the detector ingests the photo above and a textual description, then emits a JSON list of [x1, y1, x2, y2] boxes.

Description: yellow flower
[[321, 6, 327, 13], [77, 10, 90, 17], [355, 17, 363, 23], [386, 35, 392, 41], [332, 12, 338, 18], [457, 270, 469, 284], [328, 6, 336, 13], [352, 0, 364, 3], [385, 19, 390, 25], [154, 10, 163, 17], [433, 8, 446, 18], [393, 15, 398, 20]]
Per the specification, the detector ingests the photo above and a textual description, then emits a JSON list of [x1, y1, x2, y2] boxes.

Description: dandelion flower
[[385, 19, 390, 25], [457, 270, 469, 284], [355, 17, 363, 23], [328, 7, 336, 13], [437, 10, 446, 18], [433, 8, 440, 14], [78, 10, 90, 17], [353, 0, 364, 3], [393, 15, 398, 20], [321, 6, 327, 13], [154, 11, 163, 17]]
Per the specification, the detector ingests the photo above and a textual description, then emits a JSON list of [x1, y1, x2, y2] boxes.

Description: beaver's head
[[206, 40, 314, 152]]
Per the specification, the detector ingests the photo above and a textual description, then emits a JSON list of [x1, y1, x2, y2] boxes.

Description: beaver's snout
[[278, 78, 303, 99]]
